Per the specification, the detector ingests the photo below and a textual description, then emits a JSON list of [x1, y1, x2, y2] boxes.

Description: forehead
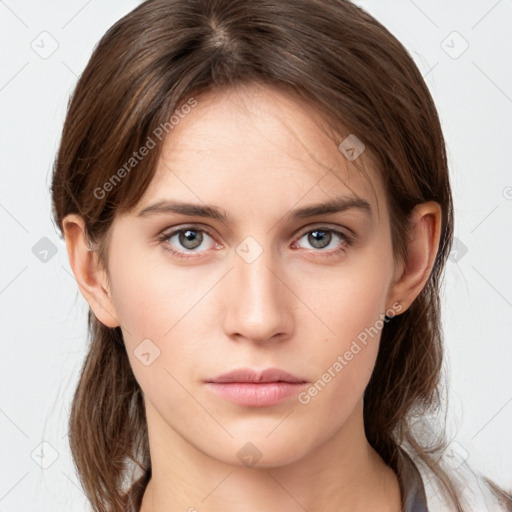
[[137, 83, 385, 225]]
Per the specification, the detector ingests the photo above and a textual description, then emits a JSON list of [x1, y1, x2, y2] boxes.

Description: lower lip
[[206, 382, 306, 407]]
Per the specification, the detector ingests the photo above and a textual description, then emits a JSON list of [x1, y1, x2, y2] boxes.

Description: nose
[[223, 244, 294, 344]]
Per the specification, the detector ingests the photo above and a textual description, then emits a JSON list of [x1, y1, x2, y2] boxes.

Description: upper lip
[[207, 368, 307, 384]]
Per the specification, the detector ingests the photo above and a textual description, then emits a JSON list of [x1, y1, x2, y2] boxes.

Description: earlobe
[[62, 214, 120, 328], [386, 201, 442, 314]]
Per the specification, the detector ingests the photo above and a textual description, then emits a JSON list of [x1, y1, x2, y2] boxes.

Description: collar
[[396, 446, 429, 512]]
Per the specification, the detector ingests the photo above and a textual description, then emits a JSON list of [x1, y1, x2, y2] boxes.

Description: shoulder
[[397, 446, 512, 512]]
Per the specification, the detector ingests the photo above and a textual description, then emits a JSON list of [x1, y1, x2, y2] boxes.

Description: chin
[[201, 429, 318, 469]]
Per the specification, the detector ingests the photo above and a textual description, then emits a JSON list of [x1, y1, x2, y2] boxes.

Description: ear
[[62, 214, 120, 328], [386, 201, 442, 314]]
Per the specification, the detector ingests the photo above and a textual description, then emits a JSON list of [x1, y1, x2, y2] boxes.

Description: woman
[[51, 0, 512, 510]]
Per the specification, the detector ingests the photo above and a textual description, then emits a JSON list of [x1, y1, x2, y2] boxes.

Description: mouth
[[205, 367, 308, 407]]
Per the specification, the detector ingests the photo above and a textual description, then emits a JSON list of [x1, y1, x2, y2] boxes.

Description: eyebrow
[[136, 196, 372, 222]]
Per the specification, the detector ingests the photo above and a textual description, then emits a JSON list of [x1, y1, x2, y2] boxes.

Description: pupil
[[180, 230, 202, 249], [310, 230, 330, 249]]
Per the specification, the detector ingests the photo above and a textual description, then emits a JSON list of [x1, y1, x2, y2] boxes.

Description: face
[[103, 84, 401, 467]]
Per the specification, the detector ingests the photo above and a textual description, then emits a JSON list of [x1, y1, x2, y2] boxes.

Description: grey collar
[[396, 446, 429, 512]]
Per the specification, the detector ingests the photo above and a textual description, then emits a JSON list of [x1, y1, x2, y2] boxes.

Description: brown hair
[[51, 0, 512, 510]]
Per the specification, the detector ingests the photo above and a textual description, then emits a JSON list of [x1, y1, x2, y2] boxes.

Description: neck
[[140, 399, 401, 512]]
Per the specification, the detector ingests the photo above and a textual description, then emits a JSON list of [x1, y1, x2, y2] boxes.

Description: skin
[[63, 83, 441, 512]]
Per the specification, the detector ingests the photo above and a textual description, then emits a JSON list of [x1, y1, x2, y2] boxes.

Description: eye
[[293, 227, 352, 255], [157, 226, 217, 259], [157, 225, 353, 260]]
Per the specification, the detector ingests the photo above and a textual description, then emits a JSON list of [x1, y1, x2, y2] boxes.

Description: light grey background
[[1, 0, 511, 510]]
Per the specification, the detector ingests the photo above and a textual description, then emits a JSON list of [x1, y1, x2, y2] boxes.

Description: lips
[[205, 368, 308, 407], [207, 367, 307, 384]]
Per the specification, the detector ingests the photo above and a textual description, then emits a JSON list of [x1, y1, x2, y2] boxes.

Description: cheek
[[300, 251, 393, 349], [106, 247, 238, 404], [295, 251, 393, 404], [108, 243, 199, 339], [107, 250, 203, 383]]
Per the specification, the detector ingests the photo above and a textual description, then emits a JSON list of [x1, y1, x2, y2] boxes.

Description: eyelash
[[156, 225, 353, 260]]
